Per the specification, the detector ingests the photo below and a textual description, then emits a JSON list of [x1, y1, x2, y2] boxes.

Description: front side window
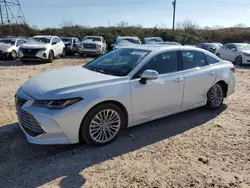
[[55, 37, 61, 43], [181, 51, 206, 70], [134, 51, 179, 78], [16, 39, 26, 46], [84, 48, 151, 77]]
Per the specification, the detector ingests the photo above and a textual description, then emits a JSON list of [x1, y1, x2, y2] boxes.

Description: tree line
[[1, 22, 250, 50]]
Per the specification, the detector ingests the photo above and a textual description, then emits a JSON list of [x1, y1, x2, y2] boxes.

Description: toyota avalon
[[15, 45, 236, 146]]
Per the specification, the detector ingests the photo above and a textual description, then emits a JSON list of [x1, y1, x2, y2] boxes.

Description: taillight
[[230, 67, 236, 73]]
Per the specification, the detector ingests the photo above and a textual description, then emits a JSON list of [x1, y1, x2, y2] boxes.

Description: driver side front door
[[129, 51, 184, 123]]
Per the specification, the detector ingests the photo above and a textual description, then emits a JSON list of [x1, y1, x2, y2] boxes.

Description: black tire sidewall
[[207, 83, 224, 109], [10, 50, 17, 60], [235, 56, 242, 66], [48, 50, 54, 63], [80, 103, 124, 146]]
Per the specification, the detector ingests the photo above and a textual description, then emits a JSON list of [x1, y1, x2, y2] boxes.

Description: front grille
[[18, 109, 45, 137], [15, 95, 45, 137], [83, 43, 97, 49], [21, 48, 40, 57]]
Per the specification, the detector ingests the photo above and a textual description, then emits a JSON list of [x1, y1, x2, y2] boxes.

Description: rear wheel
[[207, 83, 224, 109], [235, 56, 243, 66], [80, 103, 124, 146]]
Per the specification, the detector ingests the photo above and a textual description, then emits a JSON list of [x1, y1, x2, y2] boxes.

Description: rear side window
[[134, 51, 179, 78], [206, 55, 220, 64], [181, 51, 206, 70]]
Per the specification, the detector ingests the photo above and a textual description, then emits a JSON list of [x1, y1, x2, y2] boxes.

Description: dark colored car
[[61, 37, 80, 55], [196, 43, 223, 54]]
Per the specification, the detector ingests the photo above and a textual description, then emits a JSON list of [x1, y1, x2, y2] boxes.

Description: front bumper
[[19, 49, 49, 61], [15, 88, 92, 145], [78, 48, 102, 55], [242, 56, 250, 65]]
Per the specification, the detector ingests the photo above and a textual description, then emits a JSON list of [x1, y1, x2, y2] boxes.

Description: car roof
[[33, 35, 54, 38], [84, 36, 102, 38], [122, 44, 204, 52], [117, 36, 139, 39]]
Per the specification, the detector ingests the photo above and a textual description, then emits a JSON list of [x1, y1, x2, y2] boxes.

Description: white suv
[[78, 36, 107, 57], [19, 35, 65, 63]]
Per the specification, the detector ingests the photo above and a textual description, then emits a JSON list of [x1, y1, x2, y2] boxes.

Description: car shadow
[[0, 105, 227, 187], [0, 59, 43, 66], [235, 65, 250, 70]]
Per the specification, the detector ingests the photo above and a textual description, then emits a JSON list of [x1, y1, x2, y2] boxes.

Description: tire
[[48, 50, 54, 63], [80, 103, 124, 146], [216, 53, 220, 58], [61, 48, 66, 58], [235, 56, 243, 66], [9, 50, 17, 60], [206, 83, 224, 109]]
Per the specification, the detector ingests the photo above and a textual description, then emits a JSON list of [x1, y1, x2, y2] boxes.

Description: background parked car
[[215, 43, 250, 66], [61, 37, 80, 55], [144, 37, 163, 44], [78, 36, 107, 57], [112, 36, 141, 49], [0, 37, 27, 60], [152, 41, 182, 46], [196, 43, 223, 54], [19, 35, 65, 63]]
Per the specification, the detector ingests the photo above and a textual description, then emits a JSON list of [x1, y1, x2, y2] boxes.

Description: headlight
[[96, 44, 101, 48], [243, 52, 250, 57], [39, 48, 47, 51], [32, 97, 82, 109]]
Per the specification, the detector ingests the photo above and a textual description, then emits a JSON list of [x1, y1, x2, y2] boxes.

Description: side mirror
[[140, 70, 159, 84], [52, 42, 57, 45]]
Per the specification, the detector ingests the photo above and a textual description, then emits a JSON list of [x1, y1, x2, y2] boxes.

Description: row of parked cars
[[0, 35, 249, 65]]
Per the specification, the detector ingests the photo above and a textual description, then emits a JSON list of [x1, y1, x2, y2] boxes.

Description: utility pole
[[172, 0, 176, 31]]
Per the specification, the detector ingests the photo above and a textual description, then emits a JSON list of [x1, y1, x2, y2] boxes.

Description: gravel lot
[[0, 58, 250, 188]]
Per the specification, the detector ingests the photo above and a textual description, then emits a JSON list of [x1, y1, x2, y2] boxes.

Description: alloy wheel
[[89, 109, 121, 143], [210, 84, 223, 107]]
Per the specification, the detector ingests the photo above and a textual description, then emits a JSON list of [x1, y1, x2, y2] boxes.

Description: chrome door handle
[[173, 77, 183, 83], [208, 71, 215, 76]]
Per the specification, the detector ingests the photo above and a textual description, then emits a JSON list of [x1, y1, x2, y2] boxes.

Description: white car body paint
[[16, 46, 236, 145]]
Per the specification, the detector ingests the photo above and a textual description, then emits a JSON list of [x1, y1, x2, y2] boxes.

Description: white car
[[78, 36, 107, 57], [215, 43, 250, 66], [144, 37, 163, 44], [0, 37, 27, 59], [19, 35, 66, 63], [112, 36, 141, 49], [15, 46, 236, 146]]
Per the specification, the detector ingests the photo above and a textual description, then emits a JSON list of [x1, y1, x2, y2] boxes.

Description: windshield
[[117, 38, 140, 44], [83, 37, 101, 42], [31, 37, 51, 43], [61, 38, 72, 43], [146, 38, 163, 42], [237, 44, 250, 50], [0, 39, 15, 45], [84, 48, 151, 76]]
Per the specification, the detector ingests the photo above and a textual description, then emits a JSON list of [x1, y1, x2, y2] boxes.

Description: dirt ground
[[0, 58, 250, 188]]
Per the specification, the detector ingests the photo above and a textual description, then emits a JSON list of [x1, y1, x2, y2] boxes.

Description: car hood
[[0, 43, 11, 51], [240, 50, 250, 54], [21, 66, 118, 100], [21, 42, 49, 49]]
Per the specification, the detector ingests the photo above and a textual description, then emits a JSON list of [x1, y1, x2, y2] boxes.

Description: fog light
[[43, 53, 46, 57]]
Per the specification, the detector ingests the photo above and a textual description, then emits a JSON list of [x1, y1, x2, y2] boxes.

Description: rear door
[[130, 51, 184, 123], [180, 50, 218, 107]]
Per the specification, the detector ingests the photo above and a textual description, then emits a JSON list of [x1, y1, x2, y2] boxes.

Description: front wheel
[[48, 50, 54, 63], [235, 56, 243, 66], [61, 48, 66, 58], [80, 103, 124, 146], [9, 50, 17, 60], [207, 83, 224, 109]]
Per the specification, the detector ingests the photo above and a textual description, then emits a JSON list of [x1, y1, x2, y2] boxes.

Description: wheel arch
[[216, 80, 228, 98], [78, 100, 129, 141]]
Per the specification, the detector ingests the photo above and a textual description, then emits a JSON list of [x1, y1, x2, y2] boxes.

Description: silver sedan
[[15, 45, 236, 146]]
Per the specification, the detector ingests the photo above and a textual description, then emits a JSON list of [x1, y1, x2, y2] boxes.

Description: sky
[[19, 0, 250, 29]]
